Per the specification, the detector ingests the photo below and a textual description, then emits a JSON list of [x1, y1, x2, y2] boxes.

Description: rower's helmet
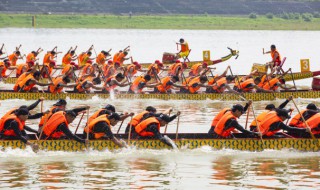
[[50, 61, 56, 67], [179, 38, 184, 43], [70, 50, 75, 55], [279, 78, 286, 84], [51, 51, 56, 55], [182, 63, 188, 69], [202, 62, 208, 67], [158, 63, 164, 68], [265, 104, 276, 110], [158, 114, 172, 123], [16, 108, 29, 116], [4, 59, 11, 66], [104, 104, 116, 112], [31, 51, 36, 54], [175, 60, 181, 63], [87, 51, 92, 56], [108, 60, 113, 64], [54, 99, 67, 106], [232, 104, 244, 114], [93, 77, 101, 84], [114, 62, 120, 67], [27, 61, 35, 66], [15, 51, 21, 55], [307, 103, 318, 110], [144, 74, 151, 81], [87, 60, 93, 64], [146, 106, 157, 113], [172, 76, 179, 82], [155, 60, 161, 64], [108, 112, 121, 121], [276, 109, 291, 119]]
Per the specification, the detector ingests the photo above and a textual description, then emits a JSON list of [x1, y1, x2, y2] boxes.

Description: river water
[[1, 28, 320, 189]]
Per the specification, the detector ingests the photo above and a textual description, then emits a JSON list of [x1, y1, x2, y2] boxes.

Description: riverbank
[[1, 14, 320, 30]]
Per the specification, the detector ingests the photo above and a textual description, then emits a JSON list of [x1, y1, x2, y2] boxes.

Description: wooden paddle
[[74, 112, 85, 134], [86, 108, 90, 149], [245, 106, 250, 130], [127, 115, 134, 146], [117, 120, 124, 134], [164, 111, 171, 134], [250, 103, 265, 148], [289, 69, 297, 91], [291, 98, 315, 139], [175, 115, 180, 141]]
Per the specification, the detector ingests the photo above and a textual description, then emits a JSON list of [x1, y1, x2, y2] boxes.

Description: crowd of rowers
[[0, 95, 319, 152], [0, 44, 294, 94]]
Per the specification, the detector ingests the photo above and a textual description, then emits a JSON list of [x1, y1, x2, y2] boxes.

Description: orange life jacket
[[103, 75, 118, 92], [62, 53, 72, 65], [300, 113, 320, 134], [186, 77, 202, 94], [113, 52, 120, 62], [81, 54, 90, 66], [263, 78, 279, 91], [129, 111, 149, 126], [88, 109, 107, 124], [250, 111, 269, 127], [39, 106, 59, 127], [259, 111, 283, 136], [168, 63, 182, 76], [0, 62, 7, 77], [26, 53, 35, 63], [0, 115, 24, 136], [81, 63, 93, 76], [190, 63, 202, 76], [62, 64, 72, 75], [49, 77, 65, 93], [43, 111, 68, 139], [96, 53, 106, 65], [115, 52, 126, 65], [258, 75, 267, 88], [181, 42, 189, 52], [212, 77, 227, 93], [271, 50, 281, 65], [126, 64, 137, 76], [211, 108, 231, 127], [235, 78, 254, 92], [78, 53, 85, 66], [207, 74, 218, 85], [214, 111, 237, 137], [13, 72, 29, 91], [8, 53, 18, 66], [76, 77, 92, 93], [17, 74, 35, 91], [0, 108, 18, 128], [42, 62, 53, 78], [289, 110, 307, 127], [130, 76, 146, 93], [147, 64, 160, 76], [43, 53, 53, 64], [156, 76, 172, 93], [16, 63, 28, 77], [135, 117, 160, 137], [85, 114, 111, 139], [105, 65, 115, 78]]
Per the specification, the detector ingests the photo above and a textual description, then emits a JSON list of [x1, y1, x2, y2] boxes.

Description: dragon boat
[[0, 89, 319, 101], [0, 133, 319, 152]]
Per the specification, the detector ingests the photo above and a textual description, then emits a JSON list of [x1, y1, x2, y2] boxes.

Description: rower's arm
[[111, 80, 129, 87], [254, 85, 272, 93], [6, 121, 28, 144], [226, 84, 239, 94], [28, 112, 44, 119], [95, 122, 126, 148], [71, 107, 87, 115], [24, 125, 38, 133], [146, 124, 174, 148], [58, 123, 86, 143], [27, 99, 42, 111], [278, 122, 308, 133], [172, 83, 186, 88], [229, 119, 257, 136], [278, 98, 290, 109], [145, 82, 161, 88]]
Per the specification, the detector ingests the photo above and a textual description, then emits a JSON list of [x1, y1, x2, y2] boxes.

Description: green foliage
[[249, 13, 257, 19], [302, 13, 313, 22], [266, 13, 273, 19], [313, 12, 320, 18]]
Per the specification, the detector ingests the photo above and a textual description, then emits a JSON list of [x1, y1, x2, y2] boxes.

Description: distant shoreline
[[1, 14, 320, 30]]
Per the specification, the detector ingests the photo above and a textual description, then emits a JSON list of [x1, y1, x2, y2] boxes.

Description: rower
[[39, 99, 67, 130], [212, 104, 260, 138], [102, 60, 113, 77], [250, 96, 293, 131], [206, 75, 238, 94], [0, 108, 39, 152], [79, 60, 94, 81], [104, 62, 122, 79], [88, 104, 116, 124], [114, 51, 130, 66], [234, 77, 272, 93], [180, 75, 211, 94], [208, 100, 252, 134], [98, 73, 131, 93], [96, 50, 110, 65], [262, 72, 295, 92], [13, 71, 52, 92], [0, 59, 15, 80], [147, 60, 164, 80], [189, 62, 208, 77], [62, 48, 77, 67], [128, 74, 160, 94], [41, 61, 56, 78], [125, 106, 172, 134], [113, 46, 130, 64], [41, 106, 90, 144], [43, 49, 56, 65], [264, 44, 282, 72], [26, 51, 40, 63], [176, 38, 190, 60], [8, 50, 22, 66], [154, 75, 186, 94], [256, 109, 310, 138], [61, 62, 79, 79], [84, 112, 128, 148], [48, 75, 76, 94], [124, 61, 142, 78], [206, 66, 230, 90], [297, 111, 320, 137], [289, 103, 319, 128], [74, 76, 101, 93], [0, 44, 6, 60], [78, 50, 94, 67], [134, 112, 180, 148], [16, 61, 35, 77], [168, 60, 188, 77]]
